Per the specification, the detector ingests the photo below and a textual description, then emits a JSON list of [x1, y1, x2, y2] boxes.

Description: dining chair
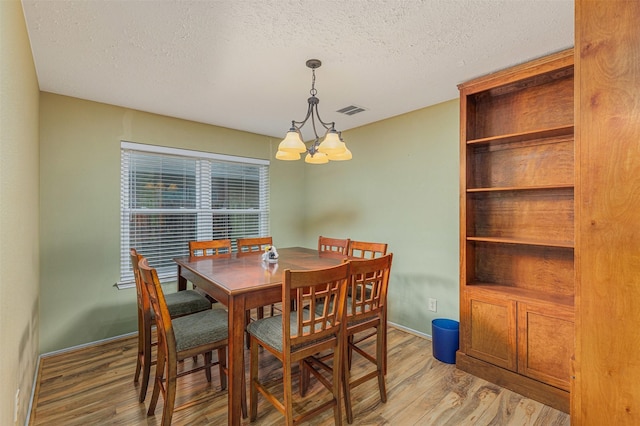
[[138, 257, 246, 425], [188, 239, 232, 303], [303, 254, 393, 423], [340, 254, 393, 423], [189, 239, 233, 258], [345, 240, 389, 373], [130, 248, 212, 403], [236, 236, 273, 256], [347, 240, 388, 259], [318, 236, 351, 255], [246, 262, 350, 425], [237, 236, 275, 346]]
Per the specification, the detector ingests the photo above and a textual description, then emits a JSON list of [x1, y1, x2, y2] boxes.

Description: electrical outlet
[[428, 298, 437, 312], [14, 388, 19, 423]]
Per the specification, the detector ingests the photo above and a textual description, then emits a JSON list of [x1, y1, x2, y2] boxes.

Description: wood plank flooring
[[29, 326, 570, 425]]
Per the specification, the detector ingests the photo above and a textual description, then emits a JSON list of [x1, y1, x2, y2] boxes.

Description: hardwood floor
[[29, 326, 570, 425]]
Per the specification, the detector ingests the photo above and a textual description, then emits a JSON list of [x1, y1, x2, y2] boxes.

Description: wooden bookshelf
[[457, 48, 574, 413]]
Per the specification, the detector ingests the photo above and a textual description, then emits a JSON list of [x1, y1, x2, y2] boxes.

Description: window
[[119, 142, 269, 288]]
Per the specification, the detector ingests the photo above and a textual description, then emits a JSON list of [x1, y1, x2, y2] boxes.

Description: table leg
[[228, 294, 246, 426], [177, 265, 187, 291]]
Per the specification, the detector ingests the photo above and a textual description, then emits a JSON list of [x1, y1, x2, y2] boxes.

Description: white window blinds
[[119, 142, 269, 288]]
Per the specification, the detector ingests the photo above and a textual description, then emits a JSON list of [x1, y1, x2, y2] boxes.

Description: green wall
[[302, 101, 460, 334], [0, 0, 41, 424], [38, 95, 460, 354], [38, 93, 305, 353]]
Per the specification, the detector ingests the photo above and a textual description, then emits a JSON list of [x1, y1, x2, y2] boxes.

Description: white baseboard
[[388, 321, 432, 341], [38, 331, 138, 359]]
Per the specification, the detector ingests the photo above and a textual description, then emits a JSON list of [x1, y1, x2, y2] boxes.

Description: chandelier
[[276, 59, 352, 164]]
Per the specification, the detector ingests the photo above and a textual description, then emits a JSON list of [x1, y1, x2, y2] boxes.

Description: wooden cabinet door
[[463, 291, 517, 371], [517, 301, 574, 391]]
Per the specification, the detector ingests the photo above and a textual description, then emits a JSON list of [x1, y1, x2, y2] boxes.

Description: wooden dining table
[[174, 246, 346, 426]]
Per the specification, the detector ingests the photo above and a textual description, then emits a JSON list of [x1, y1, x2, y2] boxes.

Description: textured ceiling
[[21, 0, 574, 140]]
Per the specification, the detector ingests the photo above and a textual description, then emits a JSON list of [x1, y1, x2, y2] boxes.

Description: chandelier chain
[[310, 69, 317, 96]]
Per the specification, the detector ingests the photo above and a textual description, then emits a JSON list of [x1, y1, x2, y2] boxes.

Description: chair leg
[[343, 341, 354, 424], [283, 357, 295, 426], [204, 351, 212, 382], [249, 337, 259, 422], [134, 309, 144, 383], [147, 348, 165, 416], [218, 348, 227, 390], [134, 350, 143, 383], [241, 356, 248, 418], [347, 335, 354, 370], [245, 310, 252, 349], [333, 342, 343, 426], [299, 360, 309, 397], [383, 307, 388, 375], [139, 314, 153, 403], [162, 362, 178, 426], [377, 325, 387, 403], [134, 354, 142, 383]]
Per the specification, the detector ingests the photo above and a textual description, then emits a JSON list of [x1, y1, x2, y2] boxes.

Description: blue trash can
[[432, 318, 459, 364]]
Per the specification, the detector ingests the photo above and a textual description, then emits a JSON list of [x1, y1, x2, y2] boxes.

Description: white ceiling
[[21, 0, 574, 140]]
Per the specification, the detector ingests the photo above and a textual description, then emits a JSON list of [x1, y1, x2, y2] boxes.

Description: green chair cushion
[[173, 308, 228, 352], [246, 311, 333, 353], [165, 290, 211, 317], [315, 297, 373, 327]]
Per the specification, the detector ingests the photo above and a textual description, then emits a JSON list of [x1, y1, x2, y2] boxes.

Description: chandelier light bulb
[[305, 152, 329, 164], [328, 147, 352, 161], [275, 150, 301, 160], [278, 129, 307, 153], [318, 130, 346, 155]]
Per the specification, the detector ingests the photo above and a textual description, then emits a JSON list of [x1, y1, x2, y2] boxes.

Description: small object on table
[[262, 245, 279, 263]]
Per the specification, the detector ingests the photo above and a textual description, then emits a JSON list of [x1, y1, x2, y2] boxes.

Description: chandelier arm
[[291, 102, 314, 131], [311, 108, 321, 141], [305, 108, 319, 155], [312, 105, 336, 132]]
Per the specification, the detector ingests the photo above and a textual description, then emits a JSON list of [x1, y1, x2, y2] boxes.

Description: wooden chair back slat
[[189, 239, 232, 257], [283, 263, 350, 352], [346, 254, 393, 323], [138, 258, 175, 364], [130, 248, 148, 313], [237, 236, 273, 257], [318, 236, 350, 255], [347, 240, 388, 259]]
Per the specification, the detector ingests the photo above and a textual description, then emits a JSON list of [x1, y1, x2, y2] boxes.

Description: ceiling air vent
[[337, 105, 367, 116]]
